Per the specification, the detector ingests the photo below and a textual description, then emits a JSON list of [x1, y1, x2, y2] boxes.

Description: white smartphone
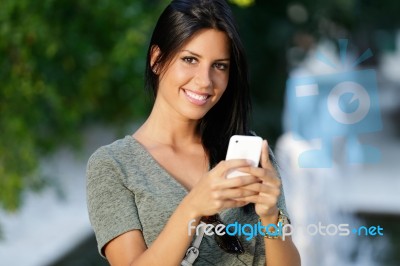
[[225, 135, 263, 178]]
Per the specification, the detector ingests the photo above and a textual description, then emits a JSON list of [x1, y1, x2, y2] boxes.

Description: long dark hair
[[145, 0, 251, 167]]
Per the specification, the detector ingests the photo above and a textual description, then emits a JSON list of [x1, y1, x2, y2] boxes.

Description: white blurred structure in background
[[0, 126, 119, 266], [276, 35, 400, 265]]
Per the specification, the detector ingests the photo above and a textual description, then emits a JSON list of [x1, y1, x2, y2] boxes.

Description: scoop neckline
[[126, 135, 193, 194], [126, 135, 235, 219]]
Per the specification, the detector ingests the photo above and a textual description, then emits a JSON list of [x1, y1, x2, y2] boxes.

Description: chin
[[182, 109, 209, 121]]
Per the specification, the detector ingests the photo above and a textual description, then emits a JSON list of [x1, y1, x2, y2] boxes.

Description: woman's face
[[153, 29, 230, 121]]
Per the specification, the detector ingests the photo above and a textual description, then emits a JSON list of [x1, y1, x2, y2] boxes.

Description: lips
[[183, 89, 210, 106]]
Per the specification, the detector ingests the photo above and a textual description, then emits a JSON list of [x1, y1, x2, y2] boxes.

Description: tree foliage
[[0, 0, 169, 211]]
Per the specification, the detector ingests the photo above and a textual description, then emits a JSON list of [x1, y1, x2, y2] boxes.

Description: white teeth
[[185, 90, 208, 101]]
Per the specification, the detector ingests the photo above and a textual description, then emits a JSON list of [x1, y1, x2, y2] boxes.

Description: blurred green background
[[1, 0, 165, 210], [3, 0, 399, 212], [1, 0, 400, 265]]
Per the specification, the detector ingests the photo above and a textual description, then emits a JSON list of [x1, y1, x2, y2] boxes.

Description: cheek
[[212, 83, 228, 105], [214, 74, 229, 94], [160, 63, 192, 88], [172, 65, 189, 79]]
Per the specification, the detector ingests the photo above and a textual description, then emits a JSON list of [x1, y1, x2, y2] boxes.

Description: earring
[[152, 63, 159, 75]]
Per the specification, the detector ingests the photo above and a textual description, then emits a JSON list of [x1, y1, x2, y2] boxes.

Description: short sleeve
[[86, 147, 142, 257]]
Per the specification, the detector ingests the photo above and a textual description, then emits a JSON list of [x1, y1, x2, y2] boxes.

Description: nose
[[194, 65, 212, 89]]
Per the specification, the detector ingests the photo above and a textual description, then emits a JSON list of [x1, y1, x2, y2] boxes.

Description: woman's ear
[[150, 45, 161, 74]]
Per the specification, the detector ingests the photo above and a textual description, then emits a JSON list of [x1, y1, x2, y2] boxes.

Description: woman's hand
[[235, 140, 282, 219], [185, 159, 261, 217]]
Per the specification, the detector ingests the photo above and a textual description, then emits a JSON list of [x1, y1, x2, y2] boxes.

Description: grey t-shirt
[[86, 135, 288, 265]]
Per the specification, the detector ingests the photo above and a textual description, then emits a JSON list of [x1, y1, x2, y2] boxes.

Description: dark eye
[[214, 63, 229, 71], [182, 56, 197, 64]]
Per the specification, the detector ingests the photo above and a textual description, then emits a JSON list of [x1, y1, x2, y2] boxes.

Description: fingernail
[[246, 159, 254, 165]]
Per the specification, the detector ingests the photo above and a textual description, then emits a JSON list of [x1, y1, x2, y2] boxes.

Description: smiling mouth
[[183, 89, 210, 105]]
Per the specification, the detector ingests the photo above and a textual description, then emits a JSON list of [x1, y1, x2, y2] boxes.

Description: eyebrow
[[181, 49, 230, 61]]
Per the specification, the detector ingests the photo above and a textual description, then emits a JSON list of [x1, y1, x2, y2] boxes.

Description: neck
[[134, 103, 201, 147]]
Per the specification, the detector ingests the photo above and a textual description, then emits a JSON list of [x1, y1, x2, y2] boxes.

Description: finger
[[210, 187, 260, 200], [223, 200, 249, 209], [234, 166, 280, 186], [205, 199, 249, 213], [212, 159, 252, 177], [260, 140, 272, 169], [240, 182, 281, 195], [212, 174, 260, 190], [237, 194, 278, 206]]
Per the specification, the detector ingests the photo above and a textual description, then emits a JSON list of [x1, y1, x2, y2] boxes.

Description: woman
[[86, 0, 301, 265]]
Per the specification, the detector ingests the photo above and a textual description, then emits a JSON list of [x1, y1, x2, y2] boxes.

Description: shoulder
[[86, 136, 142, 182], [88, 135, 139, 167]]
